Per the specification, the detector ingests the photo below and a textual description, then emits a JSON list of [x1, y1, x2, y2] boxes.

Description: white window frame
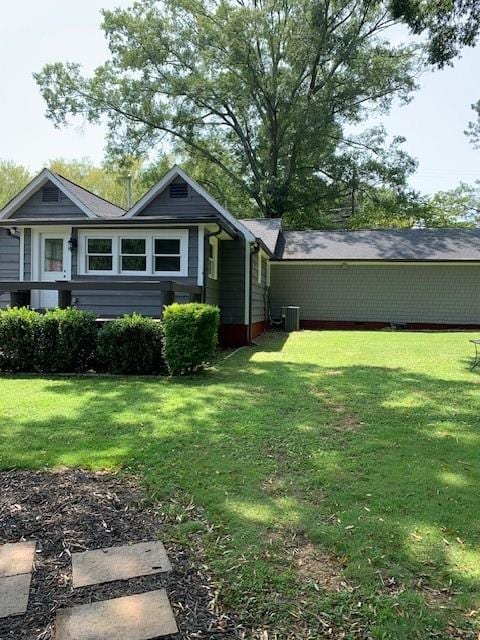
[[78, 229, 189, 277], [153, 230, 188, 276], [208, 236, 218, 280], [120, 237, 148, 275], [85, 236, 115, 275]]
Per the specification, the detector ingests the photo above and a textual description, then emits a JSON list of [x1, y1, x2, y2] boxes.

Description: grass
[[1, 330, 480, 638]]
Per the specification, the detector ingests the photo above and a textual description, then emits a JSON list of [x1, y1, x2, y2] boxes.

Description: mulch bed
[[0, 468, 244, 640]]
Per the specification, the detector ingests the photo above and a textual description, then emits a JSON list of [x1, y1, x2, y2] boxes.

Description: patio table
[[470, 339, 480, 370]]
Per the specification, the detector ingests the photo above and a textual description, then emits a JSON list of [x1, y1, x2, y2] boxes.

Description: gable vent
[[42, 186, 60, 202], [169, 181, 188, 199]]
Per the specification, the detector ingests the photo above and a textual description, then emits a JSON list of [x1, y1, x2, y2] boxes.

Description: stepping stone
[[0, 541, 36, 577], [55, 589, 178, 640], [72, 541, 172, 588], [0, 573, 32, 618]]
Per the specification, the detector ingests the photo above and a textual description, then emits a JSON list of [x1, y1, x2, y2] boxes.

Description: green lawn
[[1, 331, 479, 638]]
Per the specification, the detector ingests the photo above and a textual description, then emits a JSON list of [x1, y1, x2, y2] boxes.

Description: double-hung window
[[86, 238, 113, 273], [154, 238, 181, 273], [121, 238, 147, 273]]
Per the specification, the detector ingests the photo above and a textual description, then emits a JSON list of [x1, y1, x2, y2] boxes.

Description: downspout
[[248, 241, 260, 344], [202, 224, 222, 303]]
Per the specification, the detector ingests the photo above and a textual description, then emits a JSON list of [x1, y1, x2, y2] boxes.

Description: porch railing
[[0, 280, 202, 310]]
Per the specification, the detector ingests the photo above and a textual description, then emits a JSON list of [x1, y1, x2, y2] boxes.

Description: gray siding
[[70, 226, 199, 317], [219, 239, 246, 324], [270, 264, 480, 324], [139, 177, 219, 218], [73, 290, 166, 317], [24, 229, 31, 281], [0, 229, 20, 307], [251, 253, 268, 324], [14, 181, 86, 219]]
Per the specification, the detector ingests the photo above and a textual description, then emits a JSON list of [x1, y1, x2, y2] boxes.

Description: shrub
[[0, 307, 41, 372], [36, 308, 97, 373], [96, 314, 163, 375], [162, 303, 220, 375]]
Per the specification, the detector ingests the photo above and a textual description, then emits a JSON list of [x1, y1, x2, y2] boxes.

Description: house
[[1, 165, 480, 346]]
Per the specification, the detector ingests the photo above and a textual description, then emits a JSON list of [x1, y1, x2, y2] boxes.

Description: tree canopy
[[391, 0, 480, 67], [35, 0, 420, 222]]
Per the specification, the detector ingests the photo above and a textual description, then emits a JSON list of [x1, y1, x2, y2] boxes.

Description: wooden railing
[[0, 280, 202, 309]]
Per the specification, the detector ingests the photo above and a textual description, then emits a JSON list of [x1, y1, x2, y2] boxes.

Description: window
[[42, 186, 60, 202], [154, 238, 181, 273], [86, 238, 113, 272], [44, 238, 63, 272], [208, 236, 218, 280], [257, 252, 263, 284], [121, 238, 147, 272], [80, 231, 188, 276], [169, 182, 188, 199]]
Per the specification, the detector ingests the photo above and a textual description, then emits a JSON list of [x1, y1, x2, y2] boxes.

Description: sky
[[0, 1, 479, 195]]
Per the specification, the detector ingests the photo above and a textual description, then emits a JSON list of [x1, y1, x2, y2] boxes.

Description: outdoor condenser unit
[[281, 305, 300, 332]]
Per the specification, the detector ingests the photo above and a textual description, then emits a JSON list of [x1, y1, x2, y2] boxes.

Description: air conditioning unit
[[281, 305, 300, 332]]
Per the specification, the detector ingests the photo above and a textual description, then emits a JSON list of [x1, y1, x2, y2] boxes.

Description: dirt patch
[[0, 469, 244, 640], [270, 530, 350, 594], [294, 542, 350, 592], [313, 390, 363, 433]]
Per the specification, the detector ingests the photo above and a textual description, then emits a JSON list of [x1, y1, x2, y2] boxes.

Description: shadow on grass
[[1, 333, 479, 635]]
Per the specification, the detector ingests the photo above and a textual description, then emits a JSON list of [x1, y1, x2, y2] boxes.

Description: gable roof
[[54, 173, 125, 219], [125, 165, 255, 241], [0, 168, 125, 220], [276, 229, 480, 262], [240, 218, 282, 255]]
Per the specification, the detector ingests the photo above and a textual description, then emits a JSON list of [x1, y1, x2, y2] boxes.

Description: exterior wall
[[270, 263, 480, 325], [251, 252, 268, 324], [219, 238, 246, 325], [0, 229, 20, 308], [24, 229, 31, 281], [73, 290, 166, 317], [69, 226, 199, 316], [139, 177, 219, 218], [14, 181, 86, 219]]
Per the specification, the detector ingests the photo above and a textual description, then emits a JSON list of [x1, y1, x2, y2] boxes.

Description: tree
[[35, 0, 418, 221], [0, 161, 32, 209], [391, 0, 480, 67], [48, 157, 146, 209], [349, 183, 480, 229]]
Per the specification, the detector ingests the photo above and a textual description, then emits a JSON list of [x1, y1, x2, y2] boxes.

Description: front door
[[38, 233, 70, 308]]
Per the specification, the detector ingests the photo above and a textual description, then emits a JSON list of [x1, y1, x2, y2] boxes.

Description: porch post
[[10, 290, 31, 308], [58, 289, 72, 309]]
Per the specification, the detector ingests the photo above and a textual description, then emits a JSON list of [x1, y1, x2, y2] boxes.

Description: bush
[[96, 313, 163, 375], [162, 303, 220, 375], [0, 307, 41, 372], [36, 308, 97, 373]]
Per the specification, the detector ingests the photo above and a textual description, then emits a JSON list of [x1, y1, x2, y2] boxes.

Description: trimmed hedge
[[96, 313, 163, 375], [0, 307, 41, 372], [162, 303, 220, 375], [0, 307, 97, 373], [37, 308, 97, 373], [0, 304, 220, 376]]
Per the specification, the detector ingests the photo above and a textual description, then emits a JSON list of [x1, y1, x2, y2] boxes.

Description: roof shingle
[[278, 229, 480, 261]]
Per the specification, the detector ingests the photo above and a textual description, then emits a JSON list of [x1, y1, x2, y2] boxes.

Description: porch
[[0, 280, 202, 316]]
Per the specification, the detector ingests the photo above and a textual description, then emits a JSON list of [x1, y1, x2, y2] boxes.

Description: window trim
[[85, 236, 115, 275], [208, 236, 218, 280], [120, 237, 148, 275], [257, 251, 262, 284], [78, 229, 189, 277]]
